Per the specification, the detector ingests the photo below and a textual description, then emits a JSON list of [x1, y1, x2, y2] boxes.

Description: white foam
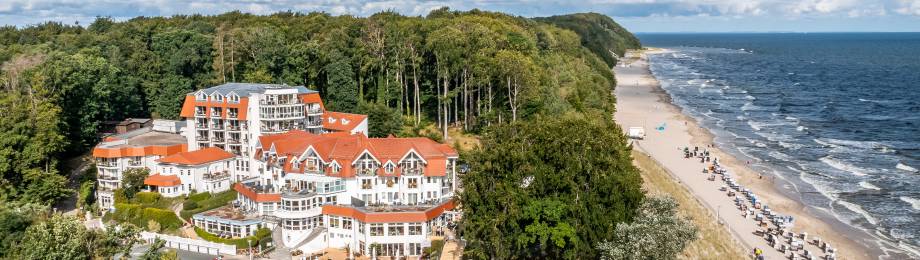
[[899, 197, 920, 210], [896, 163, 918, 173], [819, 156, 869, 177], [837, 200, 879, 225], [796, 126, 807, 132], [858, 181, 881, 191]]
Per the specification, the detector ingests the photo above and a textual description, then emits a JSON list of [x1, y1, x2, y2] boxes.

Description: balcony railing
[[402, 168, 424, 176], [306, 108, 323, 115], [97, 161, 117, 167], [227, 125, 240, 131], [228, 112, 238, 119], [127, 160, 144, 167], [211, 137, 225, 143], [98, 175, 119, 181], [356, 168, 377, 176], [195, 111, 207, 117], [228, 139, 240, 144], [196, 136, 209, 141], [210, 111, 221, 117], [211, 124, 224, 130], [260, 100, 302, 106], [202, 171, 230, 181], [197, 124, 209, 129]]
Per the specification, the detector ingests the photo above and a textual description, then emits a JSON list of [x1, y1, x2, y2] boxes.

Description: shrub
[[187, 192, 211, 202], [133, 192, 161, 205], [194, 227, 271, 248], [180, 190, 237, 221], [111, 203, 182, 232], [182, 201, 198, 211]]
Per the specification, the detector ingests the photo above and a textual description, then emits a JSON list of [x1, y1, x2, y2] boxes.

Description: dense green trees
[[122, 168, 149, 199], [13, 212, 139, 259], [536, 13, 642, 67], [460, 116, 644, 259]]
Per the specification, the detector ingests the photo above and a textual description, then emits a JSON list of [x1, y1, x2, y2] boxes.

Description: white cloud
[[1, 0, 919, 27]]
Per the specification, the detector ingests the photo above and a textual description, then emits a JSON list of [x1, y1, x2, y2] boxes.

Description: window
[[384, 162, 395, 173], [329, 217, 340, 228], [331, 162, 341, 174], [211, 93, 223, 102], [361, 179, 372, 190], [343, 218, 352, 229], [196, 92, 208, 101], [370, 224, 384, 236], [358, 222, 365, 234], [408, 223, 422, 235], [408, 178, 418, 189], [388, 224, 405, 236]]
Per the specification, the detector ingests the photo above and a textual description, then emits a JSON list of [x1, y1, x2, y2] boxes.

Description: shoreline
[[614, 49, 878, 260]]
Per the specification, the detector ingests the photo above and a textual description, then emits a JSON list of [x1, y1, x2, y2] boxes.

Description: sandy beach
[[614, 49, 877, 260]]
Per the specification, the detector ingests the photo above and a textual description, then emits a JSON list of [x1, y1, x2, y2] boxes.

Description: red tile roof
[[322, 111, 367, 133], [179, 96, 249, 120], [256, 131, 458, 177], [157, 147, 235, 165], [144, 174, 181, 187]]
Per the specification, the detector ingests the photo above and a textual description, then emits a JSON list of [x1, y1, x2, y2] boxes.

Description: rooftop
[[322, 111, 367, 132], [193, 205, 262, 223], [97, 127, 187, 148], [193, 82, 317, 97], [157, 147, 236, 165]]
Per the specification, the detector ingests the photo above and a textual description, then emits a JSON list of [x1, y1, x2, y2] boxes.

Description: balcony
[[197, 124, 209, 129], [402, 167, 424, 176], [282, 187, 316, 199], [211, 137, 226, 143], [196, 136, 209, 141], [195, 111, 207, 117], [211, 124, 224, 130], [227, 125, 240, 131], [127, 160, 144, 167], [228, 139, 241, 144], [306, 120, 322, 126], [98, 174, 119, 181], [202, 171, 230, 182], [356, 167, 377, 177], [228, 112, 238, 119], [259, 100, 302, 106], [306, 107, 323, 115], [210, 111, 222, 117], [97, 161, 117, 168]]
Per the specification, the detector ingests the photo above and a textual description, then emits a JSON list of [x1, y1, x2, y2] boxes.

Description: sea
[[638, 33, 920, 258]]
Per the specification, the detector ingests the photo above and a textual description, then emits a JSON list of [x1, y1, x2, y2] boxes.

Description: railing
[[127, 161, 144, 167], [99, 175, 119, 181], [197, 124, 209, 129], [260, 100, 302, 106], [196, 136, 209, 141], [202, 172, 230, 181], [227, 125, 240, 131], [97, 161, 117, 167], [306, 120, 322, 126], [211, 124, 224, 130], [195, 111, 207, 117], [210, 111, 221, 117], [356, 168, 377, 176], [211, 138, 225, 143], [259, 113, 305, 120], [402, 168, 424, 176], [306, 108, 323, 114], [228, 139, 240, 144], [228, 113, 238, 119]]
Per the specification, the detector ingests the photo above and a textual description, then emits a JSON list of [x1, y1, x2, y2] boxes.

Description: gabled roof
[[322, 111, 367, 132], [255, 131, 458, 177], [157, 147, 235, 166], [144, 174, 181, 187]]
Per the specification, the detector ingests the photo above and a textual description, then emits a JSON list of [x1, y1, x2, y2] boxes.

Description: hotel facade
[[93, 83, 454, 257]]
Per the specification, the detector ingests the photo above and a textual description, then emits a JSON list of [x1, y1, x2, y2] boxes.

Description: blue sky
[[2, 0, 920, 32]]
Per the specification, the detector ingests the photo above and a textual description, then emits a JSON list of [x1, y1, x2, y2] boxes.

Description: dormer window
[[330, 162, 341, 174], [384, 162, 395, 173], [195, 92, 208, 101], [228, 93, 240, 103], [211, 93, 223, 102]]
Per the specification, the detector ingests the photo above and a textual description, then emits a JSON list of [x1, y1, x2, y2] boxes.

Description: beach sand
[[614, 49, 877, 260]]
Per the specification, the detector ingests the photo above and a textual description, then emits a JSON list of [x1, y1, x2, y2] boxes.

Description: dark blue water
[[639, 33, 920, 258]]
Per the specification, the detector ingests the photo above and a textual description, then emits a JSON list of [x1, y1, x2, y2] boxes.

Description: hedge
[[134, 192, 161, 204], [187, 192, 211, 202], [195, 227, 271, 248], [181, 189, 237, 221], [183, 201, 199, 211], [112, 203, 183, 231]]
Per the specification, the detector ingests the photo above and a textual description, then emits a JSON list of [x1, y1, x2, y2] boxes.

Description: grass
[[632, 150, 748, 260], [180, 189, 238, 221], [195, 227, 271, 248]]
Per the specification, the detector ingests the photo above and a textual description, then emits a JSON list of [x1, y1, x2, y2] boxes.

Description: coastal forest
[[0, 8, 698, 259]]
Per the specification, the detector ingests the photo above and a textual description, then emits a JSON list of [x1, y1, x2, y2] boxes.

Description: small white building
[[147, 147, 238, 197]]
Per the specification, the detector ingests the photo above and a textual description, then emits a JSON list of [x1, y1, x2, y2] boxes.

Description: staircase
[[267, 227, 291, 259], [292, 227, 326, 250]]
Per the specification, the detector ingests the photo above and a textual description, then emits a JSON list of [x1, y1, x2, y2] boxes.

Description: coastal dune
[[614, 49, 875, 260]]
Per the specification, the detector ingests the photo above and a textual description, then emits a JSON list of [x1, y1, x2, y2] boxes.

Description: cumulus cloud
[[1, 0, 919, 27]]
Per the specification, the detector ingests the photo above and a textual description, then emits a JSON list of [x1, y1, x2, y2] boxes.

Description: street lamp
[[717, 205, 723, 225], [247, 239, 252, 260]]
